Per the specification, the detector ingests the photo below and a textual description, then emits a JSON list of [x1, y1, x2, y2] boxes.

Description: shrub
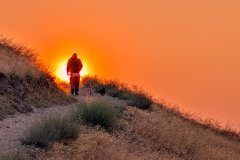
[[82, 76, 153, 109], [70, 101, 88, 123], [82, 76, 105, 90], [82, 77, 132, 99], [128, 91, 153, 109], [72, 100, 119, 130], [103, 80, 121, 97], [22, 115, 78, 148], [0, 153, 29, 160]]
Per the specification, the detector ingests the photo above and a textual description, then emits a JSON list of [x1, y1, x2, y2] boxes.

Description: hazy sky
[[1, 0, 240, 128]]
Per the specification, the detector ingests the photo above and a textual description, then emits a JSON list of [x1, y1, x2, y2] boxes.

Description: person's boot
[[75, 88, 79, 95], [71, 88, 75, 95], [75, 91, 79, 96]]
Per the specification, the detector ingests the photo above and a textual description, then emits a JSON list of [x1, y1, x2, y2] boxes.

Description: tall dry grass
[[0, 37, 40, 77], [37, 89, 240, 160], [22, 114, 79, 148], [121, 106, 240, 160], [82, 76, 153, 109], [0, 153, 30, 160], [71, 100, 119, 130], [39, 128, 182, 160], [0, 37, 75, 119]]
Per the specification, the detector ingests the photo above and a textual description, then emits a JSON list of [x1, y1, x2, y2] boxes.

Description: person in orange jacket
[[67, 53, 83, 95]]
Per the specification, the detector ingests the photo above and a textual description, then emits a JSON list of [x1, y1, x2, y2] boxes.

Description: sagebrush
[[22, 115, 78, 148], [71, 100, 119, 130], [82, 76, 153, 109]]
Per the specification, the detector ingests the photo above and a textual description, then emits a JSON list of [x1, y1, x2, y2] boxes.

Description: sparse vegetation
[[71, 100, 119, 130], [82, 76, 153, 109], [1, 38, 240, 159], [122, 106, 240, 160], [39, 130, 166, 160], [22, 100, 119, 148], [127, 89, 153, 109], [0, 153, 29, 160], [0, 37, 75, 120], [82, 76, 105, 90], [22, 115, 79, 148]]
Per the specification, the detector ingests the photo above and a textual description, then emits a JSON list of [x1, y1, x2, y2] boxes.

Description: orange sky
[[1, 0, 240, 128]]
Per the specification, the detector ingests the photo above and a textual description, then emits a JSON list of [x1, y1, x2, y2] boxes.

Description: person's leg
[[70, 77, 74, 95], [74, 76, 80, 95]]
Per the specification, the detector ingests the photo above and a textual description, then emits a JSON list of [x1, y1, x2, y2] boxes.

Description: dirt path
[[0, 92, 126, 155], [0, 102, 76, 154]]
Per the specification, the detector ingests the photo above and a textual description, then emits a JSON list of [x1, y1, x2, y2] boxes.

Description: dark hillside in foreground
[[0, 38, 75, 120]]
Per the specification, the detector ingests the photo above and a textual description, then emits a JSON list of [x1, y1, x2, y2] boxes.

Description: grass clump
[[82, 76, 130, 99], [0, 153, 29, 160], [72, 100, 119, 130], [82, 76, 153, 109], [128, 91, 153, 110], [0, 37, 76, 119], [22, 115, 78, 148], [82, 76, 105, 90]]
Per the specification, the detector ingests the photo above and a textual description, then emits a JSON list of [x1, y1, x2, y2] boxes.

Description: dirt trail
[[0, 101, 76, 154], [0, 91, 126, 155]]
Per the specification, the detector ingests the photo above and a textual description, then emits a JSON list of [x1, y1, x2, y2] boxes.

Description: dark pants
[[70, 76, 80, 95]]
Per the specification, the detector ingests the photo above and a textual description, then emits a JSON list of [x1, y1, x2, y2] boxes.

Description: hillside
[[0, 40, 240, 160], [37, 78, 240, 160], [0, 38, 75, 120]]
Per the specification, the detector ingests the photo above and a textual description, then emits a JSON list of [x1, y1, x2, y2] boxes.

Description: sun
[[55, 60, 89, 82]]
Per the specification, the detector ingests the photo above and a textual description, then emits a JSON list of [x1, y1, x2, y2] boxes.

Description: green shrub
[[22, 115, 78, 148], [117, 88, 133, 100], [128, 91, 153, 109], [104, 80, 120, 97], [70, 102, 88, 124], [72, 100, 119, 130]]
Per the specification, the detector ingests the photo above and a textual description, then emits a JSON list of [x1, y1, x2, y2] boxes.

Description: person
[[67, 53, 83, 95]]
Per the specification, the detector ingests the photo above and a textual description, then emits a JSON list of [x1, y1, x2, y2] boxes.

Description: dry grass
[[70, 100, 119, 130], [2, 37, 239, 159], [120, 106, 240, 160], [37, 94, 240, 160], [82, 76, 153, 109], [0, 153, 31, 160], [38, 127, 181, 160], [0, 37, 40, 77], [41, 76, 239, 160], [0, 37, 75, 120], [22, 114, 79, 148]]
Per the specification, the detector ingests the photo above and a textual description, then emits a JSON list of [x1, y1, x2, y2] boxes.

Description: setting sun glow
[[55, 60, 88, 82], [2, 0, 240, 129]]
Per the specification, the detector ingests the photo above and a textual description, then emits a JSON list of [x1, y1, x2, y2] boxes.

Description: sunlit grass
[[0, 37, 76, 119], [82, 76, 153, 109], [22, 115, 79, 148], [71, 100, 119, 130]]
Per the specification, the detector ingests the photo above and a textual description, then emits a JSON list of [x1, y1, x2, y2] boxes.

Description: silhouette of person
[[67, 53, 83, 95]]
